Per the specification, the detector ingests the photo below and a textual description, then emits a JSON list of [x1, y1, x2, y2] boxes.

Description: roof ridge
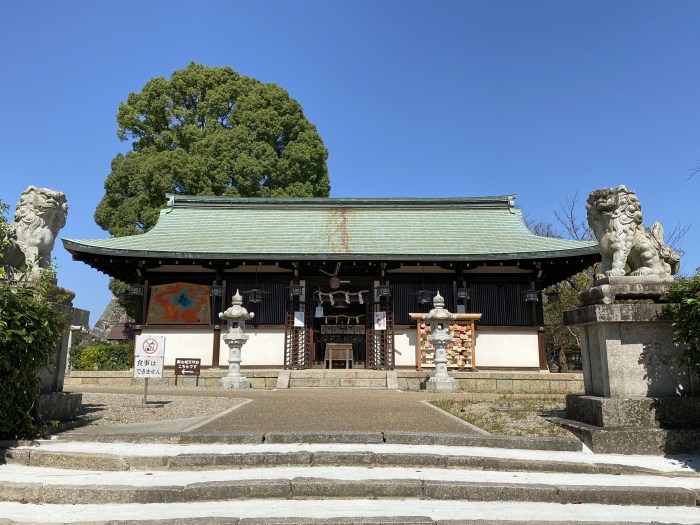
[[164, 194, 518, 210]]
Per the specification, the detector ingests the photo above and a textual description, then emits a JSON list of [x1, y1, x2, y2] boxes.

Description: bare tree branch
[[553, 190, 593, 241], [524, 213, 562, 238], [664, 221, 690, 257]]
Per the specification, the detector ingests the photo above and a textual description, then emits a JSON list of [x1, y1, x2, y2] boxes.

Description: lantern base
[[220, 375, 251, 389], [425, 375, 458, 392]]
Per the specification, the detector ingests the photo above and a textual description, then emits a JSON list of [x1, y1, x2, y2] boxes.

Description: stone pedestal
[[564, 303, 693, 398], [220, 332, 251, 389], [561, 394, 700, 454], [425, 346, 458, 392], [37, 287, 84, 423], [562, 297, 700, 454], [220, 375, 251, 389], [425, 375, 458, 392]]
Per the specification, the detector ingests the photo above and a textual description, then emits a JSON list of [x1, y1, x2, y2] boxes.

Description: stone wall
[[66, 370, 584, 395]]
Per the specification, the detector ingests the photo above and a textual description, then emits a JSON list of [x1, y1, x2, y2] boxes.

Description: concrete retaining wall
[[66, 370, 583, 395]]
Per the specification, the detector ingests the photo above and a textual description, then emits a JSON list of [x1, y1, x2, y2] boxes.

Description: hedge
[[0, 282, 66, 439]]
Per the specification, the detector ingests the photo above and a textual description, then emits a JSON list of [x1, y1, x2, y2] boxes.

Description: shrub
[[70, 341, 134, 371], [664, 272, 700, 375], [0, 282, 66, 439]]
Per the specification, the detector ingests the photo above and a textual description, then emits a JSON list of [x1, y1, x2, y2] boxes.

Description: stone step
[[284, 370, 390, 389], [2, 440, 700, 523], [20, 430, 584, 451], [3, 500, 700, 525], [2, 441, 669, 476], [0, 463, 698, 506]]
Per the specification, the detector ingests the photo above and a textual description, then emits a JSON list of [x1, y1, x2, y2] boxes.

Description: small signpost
[[174, 358, 201, 386], [134, 335, 165, 405]]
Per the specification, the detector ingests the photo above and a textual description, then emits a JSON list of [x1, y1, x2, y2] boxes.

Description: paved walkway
[[194, 389, 478, 433], [64, 386, 485, 435]]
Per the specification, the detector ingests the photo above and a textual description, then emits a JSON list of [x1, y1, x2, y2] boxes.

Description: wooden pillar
[[137, 279, 149, 325], [535, 295, 548, 371], [212, 327, 222, 368], [211, 278, 225, 368]]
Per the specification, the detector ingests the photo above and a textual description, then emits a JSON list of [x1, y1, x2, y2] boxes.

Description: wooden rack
[[409, 313, 482, 371]]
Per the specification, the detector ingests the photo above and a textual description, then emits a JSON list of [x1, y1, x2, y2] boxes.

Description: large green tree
[[95, 62, 330, 236]]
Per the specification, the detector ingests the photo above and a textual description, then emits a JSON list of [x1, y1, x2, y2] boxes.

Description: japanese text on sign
[[175, 358, 201, 376], [134, 356, 164, 378]]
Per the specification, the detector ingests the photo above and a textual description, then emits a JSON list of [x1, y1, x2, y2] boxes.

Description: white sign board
[[134, 335, 165, 378], [135, 335, 165, 358], [374, 311, 387, 331]]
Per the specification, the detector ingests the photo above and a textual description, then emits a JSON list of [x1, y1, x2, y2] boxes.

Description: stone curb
[[2, 447, 670, 477], [0, 516, 684, 525], [49, 430, 583, 451], [381, 431, 581, 451], [265, 432, 386, 444], [0, 479, 696, 506]]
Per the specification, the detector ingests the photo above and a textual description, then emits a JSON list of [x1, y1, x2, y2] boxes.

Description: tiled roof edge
[[164, 194, 518, 210]]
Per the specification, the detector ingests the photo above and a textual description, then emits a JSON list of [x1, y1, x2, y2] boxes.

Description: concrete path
[[193, 389, 480, 433], [63, 387, 490, 434]]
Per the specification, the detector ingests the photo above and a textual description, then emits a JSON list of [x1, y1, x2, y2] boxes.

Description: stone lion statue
[[586, 185, 680, 280], [2, 186, 68, 280]]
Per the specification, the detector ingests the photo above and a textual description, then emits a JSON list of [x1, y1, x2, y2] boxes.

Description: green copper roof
[[63, 195, 598, 261]]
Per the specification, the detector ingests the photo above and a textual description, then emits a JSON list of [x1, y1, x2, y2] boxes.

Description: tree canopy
[[95, 62, 330, 236]]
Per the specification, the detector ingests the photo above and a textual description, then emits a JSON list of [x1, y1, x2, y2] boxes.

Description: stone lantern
[[219, 289, 254, 389], [422, 292, 458, 392]]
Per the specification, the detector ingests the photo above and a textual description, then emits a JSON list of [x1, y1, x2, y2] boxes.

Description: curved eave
[[63, 239, 599, 262]]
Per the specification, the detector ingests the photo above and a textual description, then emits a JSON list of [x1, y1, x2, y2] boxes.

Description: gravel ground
[[78, 392, 240, 426], [432, 399, 570, 437]]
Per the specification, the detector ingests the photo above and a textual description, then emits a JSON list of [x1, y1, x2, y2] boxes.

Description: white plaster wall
[[474, 329, 540, 368], [137, 330, 214, 366], [137, 326, 538, 369], [220, 326, 285, 367], [393, 328, 419, 367]]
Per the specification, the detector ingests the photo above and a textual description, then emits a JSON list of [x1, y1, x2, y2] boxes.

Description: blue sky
[[1, 1, 699, 326]]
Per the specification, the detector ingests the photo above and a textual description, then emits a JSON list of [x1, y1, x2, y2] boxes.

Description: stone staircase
[[2, 432, 700, 524], [276, 369, 397, 389]]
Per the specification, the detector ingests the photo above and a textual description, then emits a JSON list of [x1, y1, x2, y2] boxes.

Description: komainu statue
[[586, 185, 680, 280], [2, 186, 68, 281]]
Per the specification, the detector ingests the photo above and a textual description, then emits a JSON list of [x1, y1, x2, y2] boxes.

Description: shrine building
[[63, 195, 599, 372]]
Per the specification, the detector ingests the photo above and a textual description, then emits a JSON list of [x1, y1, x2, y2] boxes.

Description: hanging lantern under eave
[[376, 284, 392, 298], [329, 275, 341, 289], [523, 288, 540, 303], [244, 289, 267, 304], [456, 287, 471, 300]]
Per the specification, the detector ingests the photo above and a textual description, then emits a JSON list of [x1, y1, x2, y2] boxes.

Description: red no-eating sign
[[142, 338, 159, 354], [134, 334, 165, 358]]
